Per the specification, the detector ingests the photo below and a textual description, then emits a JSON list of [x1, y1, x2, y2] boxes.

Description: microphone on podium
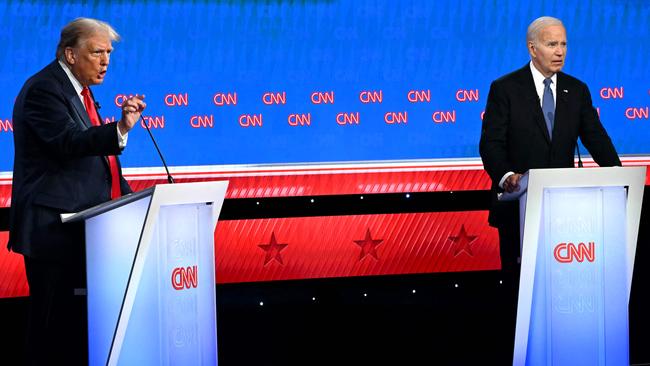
[[576, 142, 584, 168], [139, 114, 175, 184]]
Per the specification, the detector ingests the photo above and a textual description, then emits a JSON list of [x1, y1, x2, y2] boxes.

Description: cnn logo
[[553, 242, 595, 263], [171, 265, 198, 290]]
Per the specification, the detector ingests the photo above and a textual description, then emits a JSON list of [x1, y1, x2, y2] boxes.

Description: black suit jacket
[[479, 64, 621, 227], [8, 61, 131, 260]]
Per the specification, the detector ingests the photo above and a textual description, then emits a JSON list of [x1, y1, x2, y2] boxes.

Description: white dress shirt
[[529, 60, 557, 108]]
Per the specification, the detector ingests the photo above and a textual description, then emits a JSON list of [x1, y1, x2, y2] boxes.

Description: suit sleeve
[[479, 80, 513, 184], [22, 79, 122, 159], [117, 158, 133, 195], [577, 83, 621, 167]]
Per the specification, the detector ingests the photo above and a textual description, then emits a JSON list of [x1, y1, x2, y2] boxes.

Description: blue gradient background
[[0, 1, 648, 170]]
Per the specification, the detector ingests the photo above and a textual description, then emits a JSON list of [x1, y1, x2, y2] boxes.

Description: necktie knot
[[81, 86, 90, 98], [543, 78, 552, 87]]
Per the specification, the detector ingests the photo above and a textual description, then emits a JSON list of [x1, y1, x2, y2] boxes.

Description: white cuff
[[117, 125, 128, 148], [499, 171, 515, 189]]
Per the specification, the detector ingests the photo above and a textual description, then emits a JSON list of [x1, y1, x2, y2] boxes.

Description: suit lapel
[[90, 90, 112, 169], [49, 61, 93, 129], [89, 92, 112, 169], [519, 66, 551, 143], [69, 93, 92, 129], [553, 73, 570, 142], [49, 61, 111, 169]]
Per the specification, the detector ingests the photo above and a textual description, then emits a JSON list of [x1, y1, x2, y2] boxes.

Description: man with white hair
[[479, 15, 620, 360], [8, 17, 146, 364]]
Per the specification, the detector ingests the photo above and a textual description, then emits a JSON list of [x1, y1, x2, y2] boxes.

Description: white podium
[[63, 181, 228, 366], [508, 167, 645, 366]]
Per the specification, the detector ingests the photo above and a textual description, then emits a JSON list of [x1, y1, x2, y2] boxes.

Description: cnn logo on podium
[[171, 265, 198, 290], [553, 242, 595, 263]]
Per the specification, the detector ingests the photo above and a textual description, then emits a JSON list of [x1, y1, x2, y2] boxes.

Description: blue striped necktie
[[542, 78, 555, 139]]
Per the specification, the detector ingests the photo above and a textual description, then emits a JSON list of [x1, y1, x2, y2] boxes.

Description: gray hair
[[527, 16, 564, 44], [56, 18, 120, 60]]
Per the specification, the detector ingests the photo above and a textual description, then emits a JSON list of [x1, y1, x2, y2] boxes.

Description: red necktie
[[81, 87, 122, 200]]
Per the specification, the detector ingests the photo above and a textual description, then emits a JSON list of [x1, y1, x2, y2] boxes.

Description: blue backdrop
[[0, 0, 648, 171]]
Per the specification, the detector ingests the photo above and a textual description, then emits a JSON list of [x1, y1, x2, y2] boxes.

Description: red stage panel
[[0, 211, 499, 298], [3, 158, 644, 297], [0, 183, 10, 208], [0, 231, 28, 298], [214, 211, 499, 283]]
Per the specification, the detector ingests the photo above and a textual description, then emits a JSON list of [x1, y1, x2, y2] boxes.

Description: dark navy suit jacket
[[479, 64, 621, 227], [8, 60, 131, 260]]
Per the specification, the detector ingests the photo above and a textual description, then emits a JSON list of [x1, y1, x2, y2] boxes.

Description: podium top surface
[[498, 166, 646, 202], [62, 187, 155, 223], [61, 181, 229, 224], [526, 166, 645, 187]]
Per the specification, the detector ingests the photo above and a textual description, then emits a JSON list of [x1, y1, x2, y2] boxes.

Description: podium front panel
[[85, 195, 151, 366], [524, 187, 628, 365], [116, 203, 217, 365]]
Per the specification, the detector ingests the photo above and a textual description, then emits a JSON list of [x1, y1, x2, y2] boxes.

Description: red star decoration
[[354, 229, 383, 261], [258, 232, 288, 265], [449, 224, 478, 257]]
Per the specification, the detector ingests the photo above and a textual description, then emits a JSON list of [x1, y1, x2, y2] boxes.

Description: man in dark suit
[[8, 18, 146, 364], [480, 16, 621, 271], [479, 16, 620, 362]]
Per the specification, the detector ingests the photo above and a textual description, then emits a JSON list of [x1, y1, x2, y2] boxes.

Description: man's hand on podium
[[503, 173, 523, 193]]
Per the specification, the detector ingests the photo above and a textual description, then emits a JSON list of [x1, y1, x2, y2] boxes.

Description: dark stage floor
[[1, 268, 648, 365]]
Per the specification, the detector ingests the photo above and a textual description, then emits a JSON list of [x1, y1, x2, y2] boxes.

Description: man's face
[[528, 25, 567, 77], [65, 32, 112, 86]]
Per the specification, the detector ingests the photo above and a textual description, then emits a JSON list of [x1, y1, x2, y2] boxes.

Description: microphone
[[576, 142, 584, 168], [139, 114, 175, 183], [95, 101, 101, 110]]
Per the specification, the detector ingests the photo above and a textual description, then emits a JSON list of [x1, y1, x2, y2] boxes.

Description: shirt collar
[[57, 59, 84, 96], [529, 60, 557, 87]]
